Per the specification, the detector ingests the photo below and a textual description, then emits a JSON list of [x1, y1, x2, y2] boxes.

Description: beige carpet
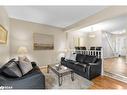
[[44, 71, 93, 89]]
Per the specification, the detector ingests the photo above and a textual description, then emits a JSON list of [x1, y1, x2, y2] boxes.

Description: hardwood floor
[[90, 76, 127, 89], [104, 57, 127, 77]]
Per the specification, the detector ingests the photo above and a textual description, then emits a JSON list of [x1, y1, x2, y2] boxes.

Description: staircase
[[104, 31, 116, 57]]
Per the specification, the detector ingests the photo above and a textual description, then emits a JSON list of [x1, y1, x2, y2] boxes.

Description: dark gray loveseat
[[61, 54, 102, 80], [0, 62, 45, 89]]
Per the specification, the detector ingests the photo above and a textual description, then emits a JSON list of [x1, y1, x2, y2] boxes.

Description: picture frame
[[33, 33, 54, 50], [0, 25, 8, 44]]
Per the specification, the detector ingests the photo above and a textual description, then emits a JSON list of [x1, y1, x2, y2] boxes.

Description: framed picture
[[33, 33, 54, 50], [0, 25, 8, 44]]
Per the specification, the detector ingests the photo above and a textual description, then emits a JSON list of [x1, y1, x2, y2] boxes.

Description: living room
[[1, 6, 127, 89]]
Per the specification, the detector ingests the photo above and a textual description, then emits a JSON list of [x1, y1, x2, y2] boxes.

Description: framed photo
[[33, 33, 54, 50], [0, 25, 8, 44]]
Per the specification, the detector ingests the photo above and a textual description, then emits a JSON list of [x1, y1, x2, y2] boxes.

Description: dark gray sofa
[[61, 54, 102, 80], [0, 62, 45, 89]]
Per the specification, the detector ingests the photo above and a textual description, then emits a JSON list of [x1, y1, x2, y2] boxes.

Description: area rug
[[44, 71, 93, 89]]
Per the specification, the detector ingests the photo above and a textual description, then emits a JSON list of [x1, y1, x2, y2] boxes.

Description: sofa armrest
[[77, 63, 87, 68], [61, 57, 65, 61], [31, 62, 37, 68], [86, 60, 102, 80], [87, 62, 100, 66], [0, 69, 2, 74]]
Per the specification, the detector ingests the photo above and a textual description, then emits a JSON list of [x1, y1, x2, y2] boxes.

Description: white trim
[[101, 48, 104, 75], [39, 66, 48, 69], [104, 71, 127, 83]]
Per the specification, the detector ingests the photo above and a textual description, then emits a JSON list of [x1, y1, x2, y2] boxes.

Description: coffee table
[[47, 64, 74, 86]]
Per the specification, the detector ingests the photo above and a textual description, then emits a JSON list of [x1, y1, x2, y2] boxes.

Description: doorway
[[102, 15, 127, 81]]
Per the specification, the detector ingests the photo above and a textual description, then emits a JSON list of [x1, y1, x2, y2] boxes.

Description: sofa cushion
[[84, 55, 97, 63], [0, 66, 45, 89], [1, 60, 22, 78], [76, 54, 85, 63], [66, 61, 75, 69], [73, 64, 86, 72], [18, 57, 33, 75]]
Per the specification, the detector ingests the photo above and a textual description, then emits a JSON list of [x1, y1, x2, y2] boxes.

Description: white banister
[[74, 50, 102, 58]]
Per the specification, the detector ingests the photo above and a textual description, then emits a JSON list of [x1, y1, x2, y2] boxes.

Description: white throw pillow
[[70, 53, 76, 61], [65, 52, 76, 61], [18, 57, 33, 75], [65, 52, 71, 60]]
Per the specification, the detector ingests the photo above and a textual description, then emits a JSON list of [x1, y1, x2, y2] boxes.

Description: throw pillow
[[69, 53, 76, 61], [65, 52, 71, 60], [65, 52, 76, 61], [18, 57, 33, 75], [1, 59, 22, 78]]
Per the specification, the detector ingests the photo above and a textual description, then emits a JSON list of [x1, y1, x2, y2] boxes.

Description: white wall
[[86, 30, 102, 49], [10, 18, 66, 67], [67, 29, 118, 59], [67, 31, 87, 49], [67, 30, 102, 49], [0, 7, 10, 66]]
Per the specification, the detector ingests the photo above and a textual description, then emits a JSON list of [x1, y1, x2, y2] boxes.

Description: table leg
[[71, 71, 74, 81], [58, 75, 63, 86], [47, 65, 49, 73]]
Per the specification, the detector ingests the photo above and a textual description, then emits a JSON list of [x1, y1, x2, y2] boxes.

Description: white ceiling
[[5, 6, 107, 28], [77, 14, 127, 34]]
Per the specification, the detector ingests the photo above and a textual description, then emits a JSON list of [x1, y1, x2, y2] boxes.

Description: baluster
[[91, 50, 93, 56], [97, 51, 99, 58]]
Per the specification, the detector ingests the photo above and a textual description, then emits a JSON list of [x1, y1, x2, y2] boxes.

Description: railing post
[[101, 48, 104, 75]]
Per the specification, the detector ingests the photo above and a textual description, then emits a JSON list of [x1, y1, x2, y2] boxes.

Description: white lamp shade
[[17, 47, 28, 55]]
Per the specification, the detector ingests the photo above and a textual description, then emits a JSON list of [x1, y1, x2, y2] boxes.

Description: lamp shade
[[17, 46, 28, 55]]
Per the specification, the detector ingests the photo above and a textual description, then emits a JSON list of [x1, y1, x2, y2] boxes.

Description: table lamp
[[17, 46, 28, 57]]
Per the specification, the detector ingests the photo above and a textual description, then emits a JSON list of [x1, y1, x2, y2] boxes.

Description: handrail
[[104, 31, 115, 56]]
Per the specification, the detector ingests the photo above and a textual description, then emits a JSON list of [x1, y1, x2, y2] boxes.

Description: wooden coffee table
[[47, 64, 74, 86]]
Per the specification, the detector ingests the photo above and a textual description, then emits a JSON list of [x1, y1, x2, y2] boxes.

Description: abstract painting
[[33, 33, 54, 50]]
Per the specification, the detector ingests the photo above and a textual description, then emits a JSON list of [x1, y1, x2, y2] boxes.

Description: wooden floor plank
[[104, 57, 127, 77], [90, 76, 127, 89]]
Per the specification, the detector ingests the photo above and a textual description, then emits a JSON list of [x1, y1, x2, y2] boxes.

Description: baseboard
[[39, 66, 48, 69], [104, 71, 127, 83], [104, 56, 118, 59]]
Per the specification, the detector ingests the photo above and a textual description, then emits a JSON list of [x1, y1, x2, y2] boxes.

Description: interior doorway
[[115, 36, 126, 57], [102, 14, 127, 81]]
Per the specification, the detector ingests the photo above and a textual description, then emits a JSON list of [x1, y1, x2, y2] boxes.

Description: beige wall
[[0, 7, 10, 66], [10, 18, 66, 67]]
